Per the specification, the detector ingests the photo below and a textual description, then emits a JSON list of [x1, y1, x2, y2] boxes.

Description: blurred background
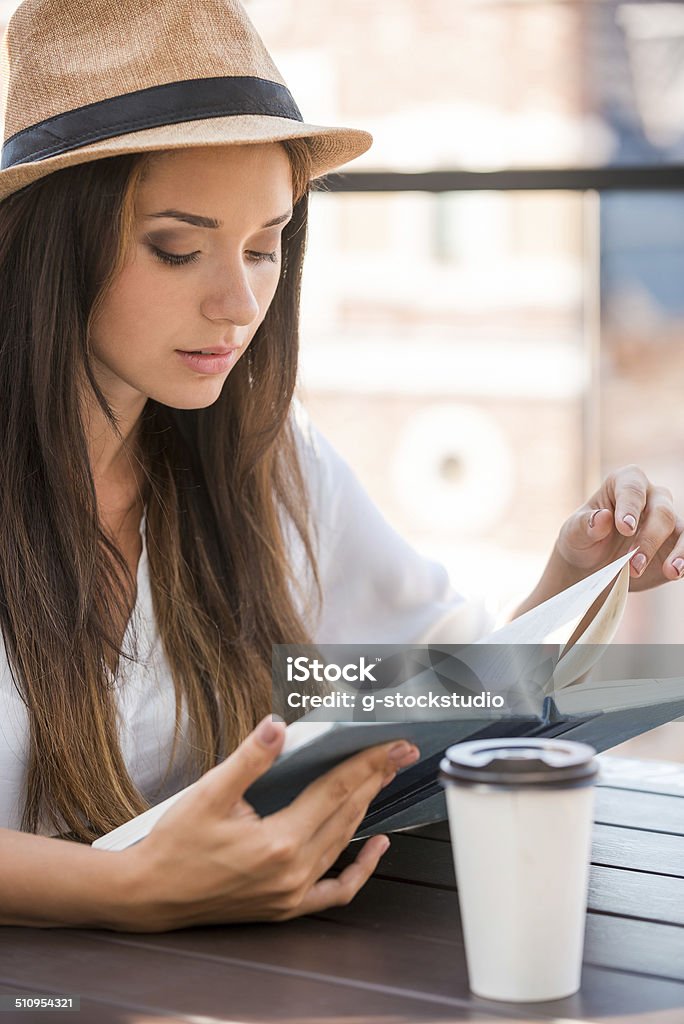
[[2, 0, 682, 761], [243, 0, 684, 763]]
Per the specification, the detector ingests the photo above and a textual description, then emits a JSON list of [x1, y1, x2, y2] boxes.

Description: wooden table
[[1, 756, 683, 1023]]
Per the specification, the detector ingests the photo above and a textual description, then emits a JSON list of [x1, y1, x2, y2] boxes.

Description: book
[[93, 548, 684, 851]]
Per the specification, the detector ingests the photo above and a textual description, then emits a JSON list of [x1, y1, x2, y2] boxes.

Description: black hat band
[[1, 75, 304, 170]]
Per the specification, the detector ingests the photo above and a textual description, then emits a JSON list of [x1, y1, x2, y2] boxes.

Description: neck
[[83, 396, 147, 520]]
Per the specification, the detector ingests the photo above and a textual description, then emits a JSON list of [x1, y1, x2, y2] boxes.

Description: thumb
[[585, 507, 614, 542], [566, 506, 613, 551], [197, 715, 286, 810]]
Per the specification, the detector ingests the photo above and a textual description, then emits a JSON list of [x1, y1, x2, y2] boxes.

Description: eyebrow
[[144, 208, 293, 229]]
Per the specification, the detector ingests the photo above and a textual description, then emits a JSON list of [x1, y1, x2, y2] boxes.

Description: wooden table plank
[[0, 929, 561, 1024], [350, 825, 684, 884], [335, 833, 684, 927], [408, 786, 684, 837], [361, 831, 457, 886], [584, 915, 684, 980], [3, 925, 684, 1024], [591, 822, 684, 875], [543, 966, 684, 1024], [594, 787, 684, 834], [378, 823, 684, 880], [0, 928, 526, 1024], [124, 913, 684, 989], [315, 874, 684, 980], [588, 863, 684, 925]]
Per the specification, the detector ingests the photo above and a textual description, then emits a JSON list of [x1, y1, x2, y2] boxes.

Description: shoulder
[[288, 399, 350, 518]]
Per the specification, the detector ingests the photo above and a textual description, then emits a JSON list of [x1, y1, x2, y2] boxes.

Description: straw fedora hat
[[0, 0, 373, 203]]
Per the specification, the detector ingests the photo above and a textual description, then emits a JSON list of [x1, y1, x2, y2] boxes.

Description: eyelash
[[149, 245, 279, 267]]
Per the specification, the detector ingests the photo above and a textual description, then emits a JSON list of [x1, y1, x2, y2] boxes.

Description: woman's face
[[89, 142, 293, 415]]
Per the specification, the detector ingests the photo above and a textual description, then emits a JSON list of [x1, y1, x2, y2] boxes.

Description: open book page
[[550, 556, 632, 690], [476, 549, 636, 648], [92, 784, 198, 852], [555, 676, 684, 715], [431, 549, 637, 700], [548, 678, 684, 755]]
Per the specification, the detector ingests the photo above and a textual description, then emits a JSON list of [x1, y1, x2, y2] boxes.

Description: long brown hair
[[0, 140, 321, 842]]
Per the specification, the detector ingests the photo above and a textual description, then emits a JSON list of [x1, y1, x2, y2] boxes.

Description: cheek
[[243, 265, 282, 340], [114, 260, 179, 322], [91, 262, 177, 354], [259, 259, 284, 314]]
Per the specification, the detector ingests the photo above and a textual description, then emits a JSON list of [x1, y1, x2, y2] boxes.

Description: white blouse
[[0, 407, 492, 833]]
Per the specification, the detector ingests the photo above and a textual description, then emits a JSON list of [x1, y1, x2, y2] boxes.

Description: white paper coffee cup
[[439, 737, 598, 1003]]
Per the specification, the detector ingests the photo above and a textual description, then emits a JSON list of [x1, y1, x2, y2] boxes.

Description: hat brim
[[0, 114, 372, 201]]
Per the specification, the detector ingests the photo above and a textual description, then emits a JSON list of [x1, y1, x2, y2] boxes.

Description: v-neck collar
[[136, 502, 148, 595], [106, 504, 152, 685]]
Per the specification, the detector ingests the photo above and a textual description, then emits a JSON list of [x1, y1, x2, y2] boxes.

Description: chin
[[145, 379, 228, 410], [168, 389, 225, 410]]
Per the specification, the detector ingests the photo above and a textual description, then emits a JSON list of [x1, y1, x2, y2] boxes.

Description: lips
[[178, 346, 237, 355], [176, 349, 240, 375]]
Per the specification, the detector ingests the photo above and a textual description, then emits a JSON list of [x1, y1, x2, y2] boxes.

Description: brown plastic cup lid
[[439, 738, 598, 789]]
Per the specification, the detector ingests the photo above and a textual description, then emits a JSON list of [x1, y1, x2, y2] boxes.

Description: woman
[[0, 0, 682, 932]]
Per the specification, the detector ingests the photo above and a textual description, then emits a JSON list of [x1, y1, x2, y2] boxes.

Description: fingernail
[[388, 741, 411, 762], [672, 558, 684, 577], [388, 744, 420, 767], [398, 746, 420, 767], [588, 509, 601, 528], [378, 836, 390, 855], [623, 514, 637, 531], [256, 716, 281, 745], [632, 553, 647, 575], [390, 744, 420, 767]]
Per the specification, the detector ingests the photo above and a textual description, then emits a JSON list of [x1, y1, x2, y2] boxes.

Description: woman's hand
[[116, 717, 419, 932], [555, 464, 684, 591]]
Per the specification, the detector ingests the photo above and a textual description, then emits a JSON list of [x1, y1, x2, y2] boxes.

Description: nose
[[200, 259, 261, 327]]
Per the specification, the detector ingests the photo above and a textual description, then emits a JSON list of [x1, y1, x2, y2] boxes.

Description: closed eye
[[249, 251, 279, 264], [150, 246, 200, 266], [149, 245, 279, 267]]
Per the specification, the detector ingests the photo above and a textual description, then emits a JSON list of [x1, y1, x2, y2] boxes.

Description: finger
[[629, 488, 677, 578], [564, 505, 613, 553], [306, 749, 417, 872], [273, 740, 420, 838], [660, 515, 684, 582], [193, 715, 287, 811], [291, 835, 391, 917], [585, 507, 613, 543], [611, 466, 649, 536]]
